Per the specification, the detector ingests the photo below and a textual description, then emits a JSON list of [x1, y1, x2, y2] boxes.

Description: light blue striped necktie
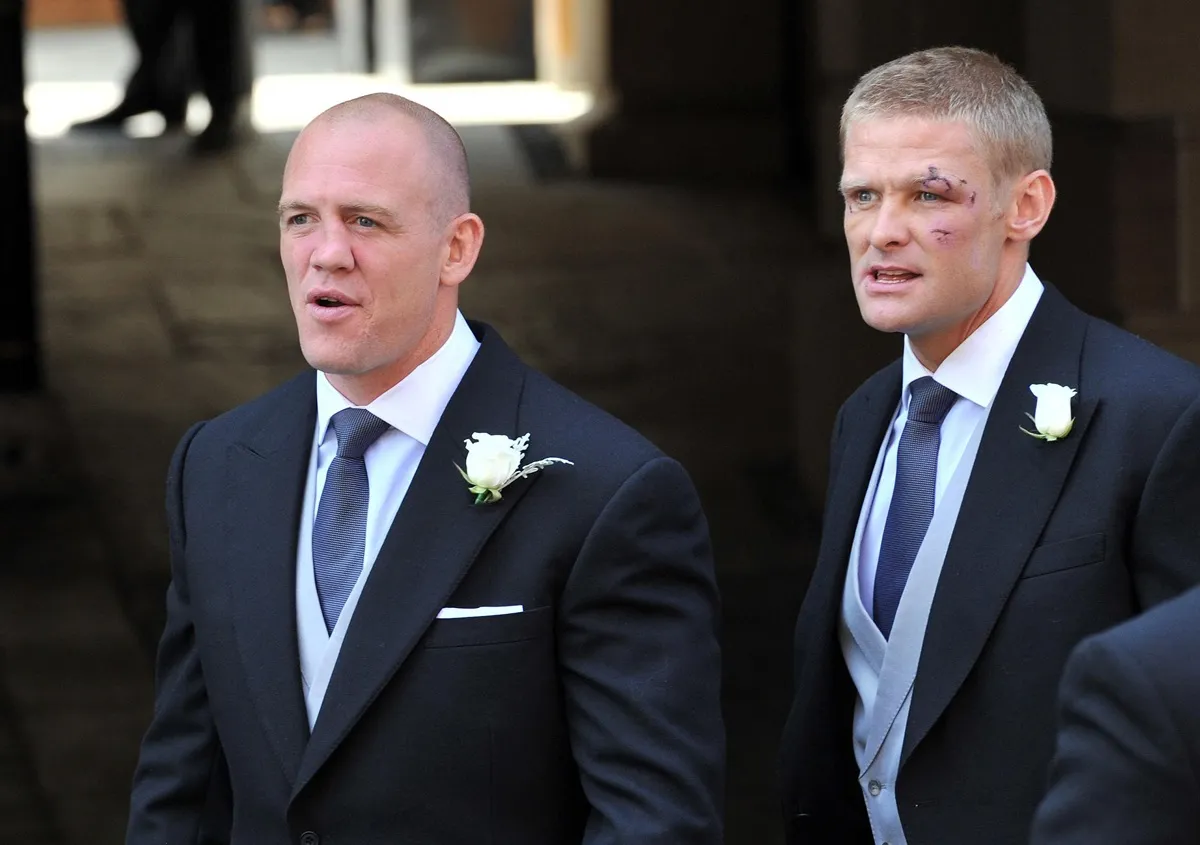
[[313, 408, 391, 634], [873, 376, 958, 639]]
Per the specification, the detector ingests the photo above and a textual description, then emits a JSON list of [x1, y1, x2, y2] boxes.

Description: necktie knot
[[907, 377, 958, 425], [330, 408, 390, 459]]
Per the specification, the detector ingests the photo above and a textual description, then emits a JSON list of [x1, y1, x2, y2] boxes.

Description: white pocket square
[[436, 605, 524, 619]]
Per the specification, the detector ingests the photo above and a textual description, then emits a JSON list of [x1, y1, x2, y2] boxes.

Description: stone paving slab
[[43, 299, 175, 362], [37, 204, 141, 259], [40, 257, 157, 303]]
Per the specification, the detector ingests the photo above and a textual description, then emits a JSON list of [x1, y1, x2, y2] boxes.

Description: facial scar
[[922, 166, 972, 196]]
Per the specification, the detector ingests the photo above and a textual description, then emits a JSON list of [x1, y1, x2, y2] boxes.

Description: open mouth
[[306, 292, 357, 320], [871, 269, 921, 284]]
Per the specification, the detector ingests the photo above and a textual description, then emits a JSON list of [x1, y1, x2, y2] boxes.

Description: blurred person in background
[[69, 3, 192, 133], [263, 0, 329, 33], [71, 0, 252, 153]]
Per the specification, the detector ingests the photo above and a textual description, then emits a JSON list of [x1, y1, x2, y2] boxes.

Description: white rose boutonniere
[[456, 432, 573, 505], [1020, 383, 1077, 441]]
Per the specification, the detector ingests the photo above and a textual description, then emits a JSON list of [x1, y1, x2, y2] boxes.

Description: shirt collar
[[901, 263, 1044, 411], [316, 310, 480, 447]]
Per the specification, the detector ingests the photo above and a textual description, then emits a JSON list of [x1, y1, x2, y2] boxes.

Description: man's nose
[[310, 223, 354, 272], [867, 199, 911, 251]]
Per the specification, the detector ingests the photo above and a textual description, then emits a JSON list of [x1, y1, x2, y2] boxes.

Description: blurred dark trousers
[[119, 0, 252, 115], [266, 0, 325, 18]]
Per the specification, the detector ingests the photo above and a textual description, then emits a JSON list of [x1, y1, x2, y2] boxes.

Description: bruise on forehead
[[920, 165, 969, 193], [918, 166, 981, 209]]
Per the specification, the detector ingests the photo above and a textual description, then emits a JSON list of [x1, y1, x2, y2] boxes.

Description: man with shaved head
[[125, 94, 725, 844]]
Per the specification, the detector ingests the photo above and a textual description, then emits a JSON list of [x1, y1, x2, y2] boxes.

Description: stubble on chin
[[299, 335, 360, 376], [857, 292, 919, 336]]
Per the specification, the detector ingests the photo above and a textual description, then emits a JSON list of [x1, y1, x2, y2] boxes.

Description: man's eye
[[918, 191, 940, 202], [852, 190, 874, 204], [288, 214, 310, 225], [355, 216, 377, 228]]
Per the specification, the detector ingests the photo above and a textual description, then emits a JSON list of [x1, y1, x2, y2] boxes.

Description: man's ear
[[440, 213, 485, 288], [1008, 170, 1056, 244]]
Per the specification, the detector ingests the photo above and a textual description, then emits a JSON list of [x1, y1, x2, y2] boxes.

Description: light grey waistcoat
[[838, 408, 989, 845]]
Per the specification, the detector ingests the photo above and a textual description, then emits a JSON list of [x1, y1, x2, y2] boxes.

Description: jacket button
[[300, 833, 319, 845], [868, 779, 883, 796]]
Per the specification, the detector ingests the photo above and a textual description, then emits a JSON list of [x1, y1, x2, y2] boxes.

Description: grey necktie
[[873, 376, 959, 639], [312, 408, 391, 633]]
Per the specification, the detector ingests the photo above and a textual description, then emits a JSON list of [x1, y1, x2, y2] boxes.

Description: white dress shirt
[[296, 311, 480, 729], [857, 265, 1044, 618]]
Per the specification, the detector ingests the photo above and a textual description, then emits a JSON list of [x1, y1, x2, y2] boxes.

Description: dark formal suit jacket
[[126, 323, 725, 845], [1030, 583, 1200, 845], [779, 285, 1200, 844]]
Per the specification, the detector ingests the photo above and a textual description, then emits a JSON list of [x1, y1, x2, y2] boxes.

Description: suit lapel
[[225, 374, 315, 784], [293, 327, 535, 797], [902, 286, 1098, 763]]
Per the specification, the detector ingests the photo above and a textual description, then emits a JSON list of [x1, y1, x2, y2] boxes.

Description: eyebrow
[[837, 172, 967, 194], [276, 200, 397, 220]]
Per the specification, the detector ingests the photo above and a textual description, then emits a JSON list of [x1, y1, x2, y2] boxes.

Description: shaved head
[[294, 92, 471, 223], [278, 92, 486, 406]]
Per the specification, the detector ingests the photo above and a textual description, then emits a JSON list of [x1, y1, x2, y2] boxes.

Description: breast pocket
[[421, 605, 554, 649], [1020, 532, 1106, 579]]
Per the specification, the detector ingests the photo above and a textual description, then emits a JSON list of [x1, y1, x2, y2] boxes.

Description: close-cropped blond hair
[[840, 46, 1052, 184]]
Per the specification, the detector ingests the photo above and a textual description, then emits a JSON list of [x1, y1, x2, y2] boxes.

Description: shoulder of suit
[[517, 367, 665, 469], [463, 320, 668, 471], [1075, 312, 1200, 407], [184, 370, 314, 449], [1085, 584, 1200, 670], [839, 358, 903, 412]]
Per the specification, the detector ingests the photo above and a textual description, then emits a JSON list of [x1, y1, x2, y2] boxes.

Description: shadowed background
[[3, 0, 1200, 842]]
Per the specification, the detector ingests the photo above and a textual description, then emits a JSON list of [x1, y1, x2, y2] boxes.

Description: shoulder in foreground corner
[[1083, 582, 1200, 667]]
